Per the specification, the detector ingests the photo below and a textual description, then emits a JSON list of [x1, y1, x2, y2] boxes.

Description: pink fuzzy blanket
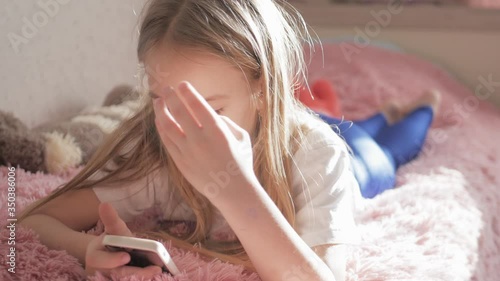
[[1, 43, 499, 281]]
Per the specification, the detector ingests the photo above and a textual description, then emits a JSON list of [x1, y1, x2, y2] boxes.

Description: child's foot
[[380, 100, 404, 124], [400, 89, 442, 117], [380, 90, 441, 124]]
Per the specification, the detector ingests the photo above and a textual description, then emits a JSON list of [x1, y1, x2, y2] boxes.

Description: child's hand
[[85, 203, 162, 279], [153, 81, 256, 202]]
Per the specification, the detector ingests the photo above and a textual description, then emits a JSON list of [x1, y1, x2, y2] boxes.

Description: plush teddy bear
[[0, 85, 141, 174]]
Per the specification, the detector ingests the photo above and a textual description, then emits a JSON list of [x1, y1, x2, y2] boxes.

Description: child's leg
[[354, 100, 405, 137], [353, 113, 389, 138], [374, 106, 434, 169], [319, 114, 396, 198]]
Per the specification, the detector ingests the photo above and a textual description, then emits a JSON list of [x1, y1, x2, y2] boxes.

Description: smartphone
[[102, 235, 180, 276]]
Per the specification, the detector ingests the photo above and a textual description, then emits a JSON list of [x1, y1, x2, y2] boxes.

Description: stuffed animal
[[0, 85, 141, 174]]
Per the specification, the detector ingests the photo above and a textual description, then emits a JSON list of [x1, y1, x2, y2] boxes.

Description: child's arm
[[20, 213, 96, 265], [20, 190, 162, 278], [211, 177, 337, 281], [19, 188, 101, 265], [313, 244, 347, 281]]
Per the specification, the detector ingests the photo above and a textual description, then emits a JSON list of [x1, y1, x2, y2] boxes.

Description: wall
[[314, 27, 500, 107], [0, 0, 143, 128], [292, 2, 500, 108], [1, 1, 499, 130]]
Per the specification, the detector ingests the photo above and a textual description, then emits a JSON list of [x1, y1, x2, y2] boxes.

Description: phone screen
[[105, 245, 169, 273]]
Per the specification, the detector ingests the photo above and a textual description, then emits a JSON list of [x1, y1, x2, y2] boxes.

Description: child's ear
[[251, 90, 264, 112], [252, 79, 265, 111]]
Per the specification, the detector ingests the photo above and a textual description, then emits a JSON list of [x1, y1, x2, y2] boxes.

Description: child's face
[[144, 44, 260, 139]]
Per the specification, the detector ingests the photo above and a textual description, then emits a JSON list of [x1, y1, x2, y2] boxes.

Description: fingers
[[153, 97, 185, 140], [87, 208, 165, 279], [176, 81, 218, 128], [85, 233, 131, 274], [91, 250, 130, 269], [153, 81, 221, 146], [153, 99, 182, 157], [161, 85, 203, 135], [110, 265, 163, 279], [154, 117, 182, 157], [90, 263, 163, 279], [99, 202, 132, 236], [87, 245, 131, 269], [154, 81, 244, 150], [219, 115, 248, 142]]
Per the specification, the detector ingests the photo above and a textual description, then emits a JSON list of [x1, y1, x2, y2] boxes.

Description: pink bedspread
[[1, 43, 499, 280]]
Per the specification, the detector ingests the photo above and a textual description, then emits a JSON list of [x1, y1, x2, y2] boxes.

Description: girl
[[19, 1, 360, 280]]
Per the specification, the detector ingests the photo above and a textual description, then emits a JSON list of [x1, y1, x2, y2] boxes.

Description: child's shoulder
[[293, 112, 347, 156]]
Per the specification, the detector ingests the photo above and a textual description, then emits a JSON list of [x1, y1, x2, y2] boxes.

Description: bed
[[1, 41, 499, 280]]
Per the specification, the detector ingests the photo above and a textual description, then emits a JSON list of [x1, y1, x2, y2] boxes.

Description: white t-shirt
[[92, 113, 361, 247]]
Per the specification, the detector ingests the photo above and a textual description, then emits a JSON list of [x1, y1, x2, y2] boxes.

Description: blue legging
[[318, 106, 434, 198]]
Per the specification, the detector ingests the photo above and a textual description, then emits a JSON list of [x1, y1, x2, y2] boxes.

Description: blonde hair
[[19, 0, 317, 270]]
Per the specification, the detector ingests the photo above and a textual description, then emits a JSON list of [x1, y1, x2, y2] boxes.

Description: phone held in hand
[[102, 235, 181, 276]]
